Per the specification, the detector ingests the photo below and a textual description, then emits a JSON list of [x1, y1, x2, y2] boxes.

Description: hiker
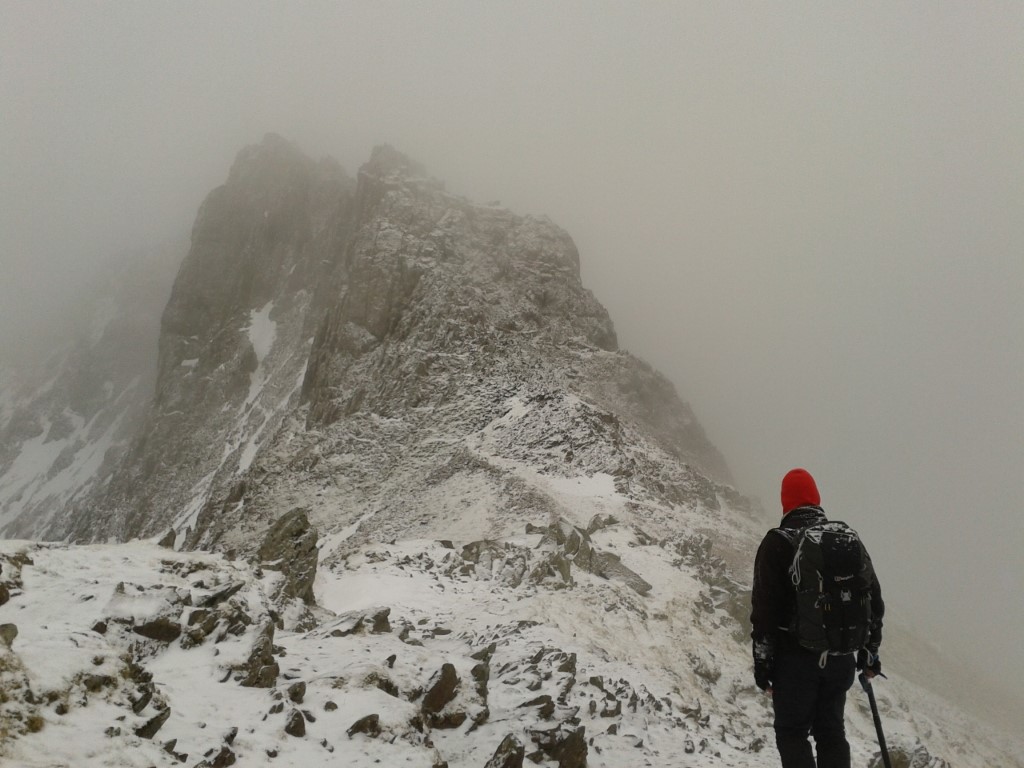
[[750, 468, 884, 768]]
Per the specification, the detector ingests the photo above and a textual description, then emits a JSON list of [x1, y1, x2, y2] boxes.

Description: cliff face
[[54, 136, 357, 542], [31, 135, 735, 548]]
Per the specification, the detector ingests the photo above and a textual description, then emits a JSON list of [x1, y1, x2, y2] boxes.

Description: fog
[[3, 3, 1022, 699]]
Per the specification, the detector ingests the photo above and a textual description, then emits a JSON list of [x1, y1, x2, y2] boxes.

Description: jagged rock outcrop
[[485, 734, 525, 768], [59, 134, 357, 544], [13, 135, 735, 554], [257, 507, 318, 604]]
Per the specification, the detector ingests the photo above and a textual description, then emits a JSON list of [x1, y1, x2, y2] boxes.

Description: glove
[[754, 657, 773, 691], [753, 637, 775, 691], [857, 648, 882, 677]]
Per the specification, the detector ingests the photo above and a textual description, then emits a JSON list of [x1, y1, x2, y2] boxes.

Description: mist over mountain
[[0, 137, 1021, 766], [0, 247, 179, 537]]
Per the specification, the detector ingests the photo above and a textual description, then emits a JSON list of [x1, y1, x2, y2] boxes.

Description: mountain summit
[[24, 134, 734, 550]]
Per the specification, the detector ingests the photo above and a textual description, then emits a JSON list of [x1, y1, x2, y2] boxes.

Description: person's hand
[[754, 656, 773, 692], [753, 637, 774, 692], [857, 648, 882, 678]]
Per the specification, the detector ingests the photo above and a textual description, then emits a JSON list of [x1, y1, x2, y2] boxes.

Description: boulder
[[236, 622, 279, 688], [528, 724, 588, 768], [287, 681, 306, 703], [421, 663, 460, 714], [347, 713, 381, 738], [205, 745, 237, 767], [258, 508, 319, 604], [135, 707, 171, 739], [0, 623, 18, 648], [520, 694, 555, 719], [284, 709, 306, 737], [327, 606, 391, 636], [133, 617, 182, 643]]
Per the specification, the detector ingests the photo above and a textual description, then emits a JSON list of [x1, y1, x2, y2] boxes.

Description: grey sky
[[2, 2, 1022, 696]]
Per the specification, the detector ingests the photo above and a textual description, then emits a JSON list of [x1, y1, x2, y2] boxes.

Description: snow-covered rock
[[2, 529, 1021, 767]]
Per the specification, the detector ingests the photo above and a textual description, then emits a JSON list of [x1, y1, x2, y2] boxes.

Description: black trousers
[[772, 646, 856, 768]]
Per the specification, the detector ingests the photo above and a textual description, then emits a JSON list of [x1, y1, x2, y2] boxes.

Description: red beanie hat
[[781, 468, 820, 514]]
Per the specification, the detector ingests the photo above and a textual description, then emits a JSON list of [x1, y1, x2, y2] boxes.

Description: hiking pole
[[859, 672, 892, 768]]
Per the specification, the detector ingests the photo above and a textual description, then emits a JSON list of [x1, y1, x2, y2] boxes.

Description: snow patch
[[247, 302, 276, 365]]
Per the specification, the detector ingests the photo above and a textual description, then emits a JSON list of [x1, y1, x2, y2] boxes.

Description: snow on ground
[[238, 364, 306, 474], [172, 471, 216, 533], [2, 523, 1022, 768], [247, 303, 277, 367], [0, 376, 144, 537]]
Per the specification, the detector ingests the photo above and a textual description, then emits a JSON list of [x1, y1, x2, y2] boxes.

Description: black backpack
[[775, 520, 874, 654]]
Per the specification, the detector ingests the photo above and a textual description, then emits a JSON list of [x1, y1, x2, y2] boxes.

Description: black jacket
[[750, 505, 884, 653]]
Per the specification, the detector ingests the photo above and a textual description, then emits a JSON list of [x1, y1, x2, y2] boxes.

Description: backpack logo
[[780, 521, 873, 654]]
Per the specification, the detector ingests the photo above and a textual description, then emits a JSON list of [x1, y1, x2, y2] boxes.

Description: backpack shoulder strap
[[771, 526, 798, 545]]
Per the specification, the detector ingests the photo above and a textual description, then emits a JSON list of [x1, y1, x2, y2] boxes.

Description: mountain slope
[[2, 137, 1020, 766], [2, 524, 1021, 767]]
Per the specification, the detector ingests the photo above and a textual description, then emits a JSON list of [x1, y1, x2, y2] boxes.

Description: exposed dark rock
[[369, 672, 399, 698], [198, 581, 245, 607], [235, 622, 278, 688], [135, 707, 171, 739], [286, 681, 306, 703], [600, 699, 621, 718], [586, 514, 618, 535], [81, 674, 115, 692], [427, 711, 467, 730], [284, 709, 306, 737], [257, 508, 319, 604], [347, 713, 381, 738], [0, 623, 18, 648], [132, 617, 182, 643], [421, 663, 460, 714], [470, 642, 497, 663], [519, 694, 555, 719], [484, 735, 526, 768], [528, 552, 573, 588], [131, 686, 154, 714], [528, 724, 588, 768], [471, 661, 490, 701], [200, 745, 237, 768], [327, 606, 391, 637]]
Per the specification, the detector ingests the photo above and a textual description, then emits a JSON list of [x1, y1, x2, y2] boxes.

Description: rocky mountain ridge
[[9, 134, 733, 554], [1, 136, 1021, 766]]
